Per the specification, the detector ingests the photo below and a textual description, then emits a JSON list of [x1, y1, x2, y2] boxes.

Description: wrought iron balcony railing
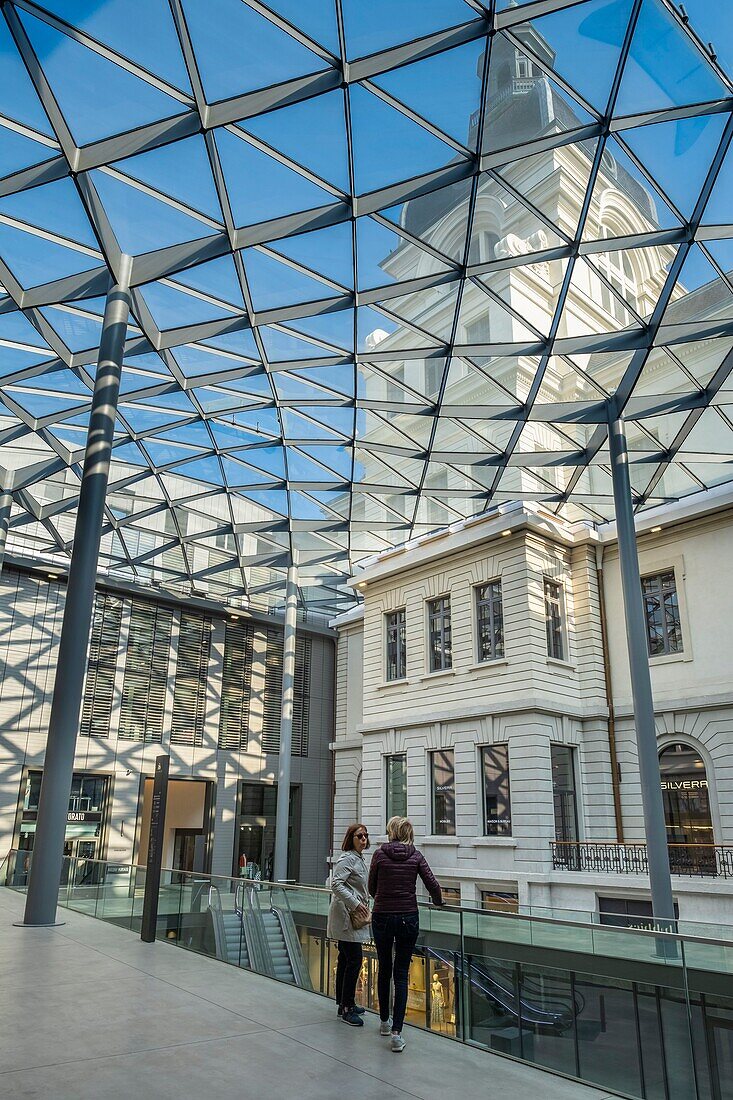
[[550, 841, 733, 878]]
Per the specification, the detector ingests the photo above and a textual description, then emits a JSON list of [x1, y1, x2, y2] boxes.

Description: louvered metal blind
[[262, 629, 311, 757], [118, 599, 173, 743], [80, 591, 123, 738], [218, 620, 254, 751], [170, 612, 212, 747]]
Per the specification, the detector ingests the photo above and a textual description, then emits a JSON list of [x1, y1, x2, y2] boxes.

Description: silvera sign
[[661, 779, 708, 791]]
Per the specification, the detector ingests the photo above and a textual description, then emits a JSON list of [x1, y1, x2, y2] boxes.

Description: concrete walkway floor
[[0, 888, 622, 1100]]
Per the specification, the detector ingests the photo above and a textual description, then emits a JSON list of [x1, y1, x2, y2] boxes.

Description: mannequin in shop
[[431, 975, 446, 1028]]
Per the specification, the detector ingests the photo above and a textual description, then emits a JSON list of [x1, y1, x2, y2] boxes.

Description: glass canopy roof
[[0, 0, 732, 615]]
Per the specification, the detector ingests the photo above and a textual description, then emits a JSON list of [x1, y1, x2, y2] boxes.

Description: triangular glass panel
[[169, 254, 245, 311], [469, 175, 566, 266], [377, 282, 460, 344], [372, 38, 484, 149], [267, 222, 354, 290], [242, 248, 337, 311], [630, 349, 698, 400], [528, 0, 634, 114], [0, 125, 58, 179], [357, 306, 434, 353], [263, 0, 340, 54], [261, 325, 333, 363], [349, 85, 467, 195], [287, 363, 355, 399], [179, 0, 328, 103], [113, 136, 222, 221], [282, 406, 353, 440], [215, 130, 337, 227], [378, 177, 473, 264], [356, 216, 455, 290], [477, 258, 569, 338], [662, 245, 733, 327], [701, 141, 733, 227], [286, 448, 344, 483], [483, 34, 596, 156], [200, 328, 261, 361], [19, 10, 187, 146], [581, 135, 684, 240], [584, 243, 678, 323], [10, 388, 88, 420], [0, 225, 100, 290], [664, 335, 733, 391], [90, 169, 217, 255], [457, 281, 541, 345], [238, 90, 348, 192], [0, 20, 54, 135], [285, 310, 355, 354], [138, 280, 241, 331], [0, 177, 97, 249], [616, 0, 727, 116], [302, 444, 353, 479], [38, 0, 191, 91], [621, 112, 728, 220], [442, 355, 527, 407], [537, 354, 607, 404], [39, 306, 103, 352], [175, 456, 225, 486], [221, 456, 281, 487], [563, 256, 640, 334], [238, 488, 289, 516], [494, 141, 598, 240], [341, 0, 475, 61]]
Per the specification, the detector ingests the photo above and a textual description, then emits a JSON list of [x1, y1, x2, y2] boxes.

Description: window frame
[[475, 579, 505, 663], [384, 607, 407, 682], [385, 753, 408, 824], [543, 577, 566, 661], [641, 569, 683, 657], [431, 748, 456, 836], [426, 594, 452, 673], [481, 743, 512, 837]]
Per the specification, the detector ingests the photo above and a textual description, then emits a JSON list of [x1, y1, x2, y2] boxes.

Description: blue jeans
[[371, 911, 420, 1033]]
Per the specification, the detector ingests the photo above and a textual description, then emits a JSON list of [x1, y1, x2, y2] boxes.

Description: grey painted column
[[22, 258, 132, 926], [608, 414, 675, 927], [274, 563, 298, 882], [0, 488, 12, 575]]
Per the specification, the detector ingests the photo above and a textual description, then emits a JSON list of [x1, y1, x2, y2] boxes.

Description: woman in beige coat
[[327, 823, 371, 1027]]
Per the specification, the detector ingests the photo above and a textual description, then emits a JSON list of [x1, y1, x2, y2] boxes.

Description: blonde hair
[[386, 816, 414, 844]]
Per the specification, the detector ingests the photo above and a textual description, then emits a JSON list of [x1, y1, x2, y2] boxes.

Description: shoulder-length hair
[[386, 816, 414, 843], [341, 823, 370, 851]]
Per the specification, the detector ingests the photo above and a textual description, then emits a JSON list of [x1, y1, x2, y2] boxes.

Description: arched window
[[659, 743, 714, 865], [598, 225, 638, 324]]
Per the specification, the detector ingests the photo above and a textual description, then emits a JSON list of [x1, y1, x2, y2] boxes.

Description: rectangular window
[[642, 570, 683, 656], [427, 596, 452, 672], [118, 599, 173, 743], [442, 886, 461, 906], [262, 630, 312, 757], [386, 754, 407, 822], [218, 620, 254, 752], [80, 592, 123, 739], [431, 749, 456, 836], [481, 890, 519, 914], [482, 744, 512, 836], [171, 612, 212, 747], [544, 578, 564, 660], [385, 609, 407, 681], [551, 744, 579, 845], [476, 581, 504, 662]]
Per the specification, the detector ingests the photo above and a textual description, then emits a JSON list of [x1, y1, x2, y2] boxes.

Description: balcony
[[550, 841, 733, 878]]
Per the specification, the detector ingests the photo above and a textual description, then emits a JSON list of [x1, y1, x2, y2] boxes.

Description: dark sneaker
[[341, 1009, 364, 1027], [337, 1005, 343, 1016], [352, 1004, 366, 1015]]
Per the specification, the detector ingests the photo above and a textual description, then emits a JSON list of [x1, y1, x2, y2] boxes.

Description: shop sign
[[661, 779, 708, 791], [22, 810, 102, 824]]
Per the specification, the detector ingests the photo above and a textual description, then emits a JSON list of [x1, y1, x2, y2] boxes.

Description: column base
[[12, 920, 66, 928]]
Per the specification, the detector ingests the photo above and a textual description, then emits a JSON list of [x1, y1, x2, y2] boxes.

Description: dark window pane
[[551, 744, 578, 846], [386, 608, 406, 681], [641, 571, 682, 656], [483, 744, 511, 836], [432, 749, 455, 835], [544, 579, 564, 660], [386, 754, 407, 821], [476, 581, 504, 662], [428, 596, 451, 672]]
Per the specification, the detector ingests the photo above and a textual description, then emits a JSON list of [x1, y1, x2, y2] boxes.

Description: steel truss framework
[[0, 0, 732, 614]]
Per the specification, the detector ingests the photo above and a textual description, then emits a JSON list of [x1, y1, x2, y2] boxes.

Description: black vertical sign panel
[[140, 754, 169, 943]]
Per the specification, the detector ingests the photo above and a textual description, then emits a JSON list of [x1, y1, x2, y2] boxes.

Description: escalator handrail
[[207, 884, 228, 963], [428, 947, 574, 1031], [239, 882, 275, 978], [269, 889, 313, 990]]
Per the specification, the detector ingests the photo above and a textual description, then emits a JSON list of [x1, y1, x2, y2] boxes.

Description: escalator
[[208, 882, 311, 989], [427, 947, 582, 1033]]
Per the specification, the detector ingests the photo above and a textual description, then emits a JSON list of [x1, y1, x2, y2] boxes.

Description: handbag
[[350, 903, 371, 930]]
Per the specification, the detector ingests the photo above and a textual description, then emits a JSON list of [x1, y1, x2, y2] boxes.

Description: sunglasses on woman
[[355, 832, 368, 840]]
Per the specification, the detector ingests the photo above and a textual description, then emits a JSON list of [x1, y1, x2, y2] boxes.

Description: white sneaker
[[379, 1018, 392, 1036], [391, 1033, 406, 1053]]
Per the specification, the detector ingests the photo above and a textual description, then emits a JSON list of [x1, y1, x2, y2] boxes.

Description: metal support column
[[608, 414, 675, 927], [0, 487, 13, 575], [273, 563, 299, 882], [21, 258, 132, 927]]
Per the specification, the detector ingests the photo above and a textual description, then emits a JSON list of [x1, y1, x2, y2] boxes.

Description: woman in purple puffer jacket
[[368, 816, 443, 1053]]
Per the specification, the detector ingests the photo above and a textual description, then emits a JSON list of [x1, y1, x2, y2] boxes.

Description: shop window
[[385, 754, 407, 822], [476, 580, 504, 662], [19, 770, 108, 876], [431, 749, 456, 836], [481, 890, 519, 914], [385, 609, 407, 681], [544, 578, 565, 660], [482, 744, 512, 836], [598, 896, 679, 930], [642, 570, 683, 656], [659, 742, 713, 854], [427, 596, 452, 672], [551, 744, 579, 845], [442, 886, 461, 906], [234, 781, 299, 881]]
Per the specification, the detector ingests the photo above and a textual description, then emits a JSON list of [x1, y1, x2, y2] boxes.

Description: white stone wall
[[332, 505, 733, 922]]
